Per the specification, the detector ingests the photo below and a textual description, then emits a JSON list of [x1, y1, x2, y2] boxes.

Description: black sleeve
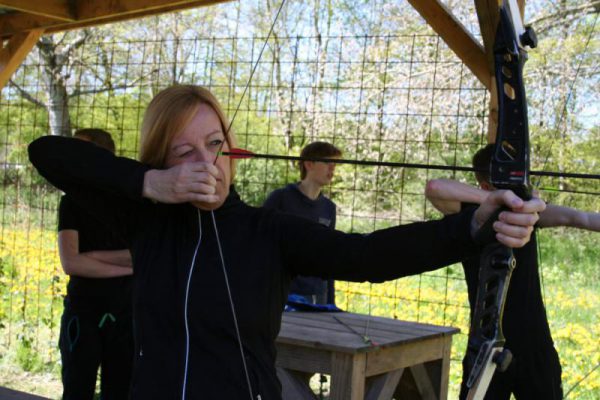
[[461, 202, 478, 212], [279, 208, 478, 283], [29, 136, 151, 241], [58, 195, 79, 232]]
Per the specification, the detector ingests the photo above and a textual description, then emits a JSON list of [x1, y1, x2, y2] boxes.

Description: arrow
[[220, 148, 600, 181]]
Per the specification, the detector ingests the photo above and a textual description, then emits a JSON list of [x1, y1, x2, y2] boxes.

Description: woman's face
[[164, 103, 231, 210]]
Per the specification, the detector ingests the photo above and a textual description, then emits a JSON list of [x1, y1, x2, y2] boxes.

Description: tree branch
[[530, 1, 600, 34], [68, 70, 157, 98], [59, 29, 92, 59], [8, 79, 46, 108]]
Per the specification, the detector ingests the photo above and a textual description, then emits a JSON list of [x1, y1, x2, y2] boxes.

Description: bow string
[[464, 1, 536, 398], [210, 2, 287, 400]]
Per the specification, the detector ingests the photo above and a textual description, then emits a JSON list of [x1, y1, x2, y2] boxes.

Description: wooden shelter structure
[[0, 2, 524, 86], [0, 1, 527, 398], [0, 0, 230, 89], [0, 0, 527, 143]]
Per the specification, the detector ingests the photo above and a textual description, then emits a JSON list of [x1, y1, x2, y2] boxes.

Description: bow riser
[[466, 1, 535, 398], [465, 243, 515, 400], [491, 5, 532, 201]]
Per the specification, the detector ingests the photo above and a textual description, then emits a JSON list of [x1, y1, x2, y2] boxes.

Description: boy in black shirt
[[425, 144, 599, 399], [264, 141, 341, 305], [58, 129, 134, 400]]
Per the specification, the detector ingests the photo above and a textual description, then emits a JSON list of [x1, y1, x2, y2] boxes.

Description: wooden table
[[276, 312, 459, 400], [0, 387, 49, 400]]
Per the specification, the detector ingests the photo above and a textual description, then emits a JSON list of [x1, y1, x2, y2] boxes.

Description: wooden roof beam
[[0, 1, 76, 22], [0, 29, 44, 90], [75, 0, 229, 22], [0, 0, 232, 38], [408, 0, 491, 91]]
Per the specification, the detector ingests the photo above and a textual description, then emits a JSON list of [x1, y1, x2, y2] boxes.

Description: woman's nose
[[193, 148, 213, 163]]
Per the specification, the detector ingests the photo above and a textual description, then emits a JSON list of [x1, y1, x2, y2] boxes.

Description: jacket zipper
[[181, 209, 202, 400]]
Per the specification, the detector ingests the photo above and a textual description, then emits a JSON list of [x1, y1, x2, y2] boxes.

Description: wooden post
[[408, 0, 491, 91], [488, 75, 499, 143], [476, 1, 527, 144], [0, 29, 44, 91]]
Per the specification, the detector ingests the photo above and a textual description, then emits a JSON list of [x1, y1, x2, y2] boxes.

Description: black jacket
[[29, 136, 477, 399]]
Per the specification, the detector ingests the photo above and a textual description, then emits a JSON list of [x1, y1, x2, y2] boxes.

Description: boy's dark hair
[[299, 141, 342, 179], [73, 128, 116, 154], [472, 143, 494, 184]]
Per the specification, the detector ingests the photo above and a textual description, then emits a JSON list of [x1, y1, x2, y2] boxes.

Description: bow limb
[[465, 1, 536, 399]]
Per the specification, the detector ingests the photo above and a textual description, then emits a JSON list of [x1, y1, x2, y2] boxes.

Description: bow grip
[[473, 207, 506, 246]]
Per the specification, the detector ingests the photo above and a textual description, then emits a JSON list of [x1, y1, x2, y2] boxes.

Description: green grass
[[0, 229, 598, 399]]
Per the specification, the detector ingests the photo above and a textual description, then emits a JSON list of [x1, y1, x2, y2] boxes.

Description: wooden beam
[[475, 1, 500, 143], [0, 28, 43, 90], [407, 0, 491, 91], [49, 0, 233, 33], [0, 0, 232, 38], [517, 0, 526, 18], [75, 0, 229, 21], [0, 0, 76, 22], [474, 0, 499, 73], [0, 14, 54, 39], [476, 1, 527, 143]]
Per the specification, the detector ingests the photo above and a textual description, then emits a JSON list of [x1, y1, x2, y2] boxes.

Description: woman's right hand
[[142, 162, 220, 204], [472, 189, 545, 248]]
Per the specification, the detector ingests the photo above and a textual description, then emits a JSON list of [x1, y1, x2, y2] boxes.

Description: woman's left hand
[[473, 190, 546, 248]]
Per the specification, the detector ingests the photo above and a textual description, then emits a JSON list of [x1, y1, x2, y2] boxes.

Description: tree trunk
[[37, 36, 72, 137], [46, 80, 71, 137]]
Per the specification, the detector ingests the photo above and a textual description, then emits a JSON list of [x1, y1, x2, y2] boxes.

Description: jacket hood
[[198, 185, 244, 216]]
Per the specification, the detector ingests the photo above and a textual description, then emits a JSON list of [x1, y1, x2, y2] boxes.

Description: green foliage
[[15, 334, 44, 373], [538, 228, 600, 284]]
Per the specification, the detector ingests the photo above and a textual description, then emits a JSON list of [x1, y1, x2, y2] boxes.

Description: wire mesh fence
[[0, 31, 598, 397]]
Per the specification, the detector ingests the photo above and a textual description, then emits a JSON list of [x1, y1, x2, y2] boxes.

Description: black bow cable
[[221, 150, 600, 181]]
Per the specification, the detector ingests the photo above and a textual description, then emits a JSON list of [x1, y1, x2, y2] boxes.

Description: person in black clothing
[[264, 141, 341, 305], [57, 129, 134, 400], [425, 144, 599, 399], [30, 85, 545, 400]]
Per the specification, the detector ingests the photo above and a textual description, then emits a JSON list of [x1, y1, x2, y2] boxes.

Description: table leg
[[438, 336, 452, 399], [329, 352, 366, 400], [365, 368, 405, 400], [411, 363, 438, 400], [276, 367, 318, 400]]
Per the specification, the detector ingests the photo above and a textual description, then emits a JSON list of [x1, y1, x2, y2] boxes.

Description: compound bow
[[465, 1, 537, 399]]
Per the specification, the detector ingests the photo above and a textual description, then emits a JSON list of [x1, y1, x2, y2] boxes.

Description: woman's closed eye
[[177, 149, 194, 158]]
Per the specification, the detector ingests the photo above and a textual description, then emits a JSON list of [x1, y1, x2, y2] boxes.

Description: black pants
[[460, 245, 563, 400], [59, 297, 133, 400]]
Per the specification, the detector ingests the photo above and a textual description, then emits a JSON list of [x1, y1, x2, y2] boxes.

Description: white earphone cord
[[211, 210, 255, 400]]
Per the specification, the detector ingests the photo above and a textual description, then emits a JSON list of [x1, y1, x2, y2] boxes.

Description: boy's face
[[304, 159, 338, 187]]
